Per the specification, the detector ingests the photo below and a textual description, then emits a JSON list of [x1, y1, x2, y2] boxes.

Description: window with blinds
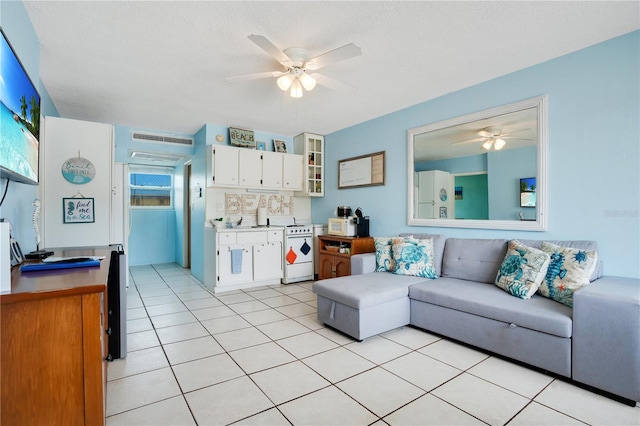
[[129, 168, 173, 208]]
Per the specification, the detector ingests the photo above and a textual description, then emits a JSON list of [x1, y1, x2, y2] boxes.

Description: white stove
[[281, 222, 314, 284]]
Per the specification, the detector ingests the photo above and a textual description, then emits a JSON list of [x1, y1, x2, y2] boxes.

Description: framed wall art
[[274, 139, 287, 153], [338, 151, 385, 189], [63, 197, 95, 224]]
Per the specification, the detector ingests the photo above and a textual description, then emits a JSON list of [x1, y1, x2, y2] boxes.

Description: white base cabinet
[[204, 228, 283, 293]]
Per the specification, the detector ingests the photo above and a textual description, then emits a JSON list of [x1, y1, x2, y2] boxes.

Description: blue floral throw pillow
[[374, 237, 395, 272], [538, 242, 598, 307], [495, 240, 550, 300], [391, 237, 437, 279]]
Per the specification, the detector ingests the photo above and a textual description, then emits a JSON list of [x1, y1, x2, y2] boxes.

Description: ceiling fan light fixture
[[494, 138, 506, 150], [300, 72, 316, 91], [482, 139, 494, 150], [277, 73, 293, 91], [290, 79, 303, 98]]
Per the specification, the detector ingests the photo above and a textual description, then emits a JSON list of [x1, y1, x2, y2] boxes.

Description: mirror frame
[[407, 95, 548, 231]]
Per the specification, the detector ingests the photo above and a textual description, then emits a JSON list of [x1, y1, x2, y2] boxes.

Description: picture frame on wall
[[274, 139, 287, 153], [63, 197, 95, 224], [229, 127, 256, 149]]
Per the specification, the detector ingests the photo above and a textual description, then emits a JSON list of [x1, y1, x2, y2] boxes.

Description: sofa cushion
[[519, 240, 601, 281], [392, 237, 437, 279], [495, 240, 550, 299], [537, 242, 598, 308], [409, 277, 573, 338], [400, 233, 445, 276], [442, 238, 508, 283], [313, 272, 425, 310], [374, 237, 396, 272]]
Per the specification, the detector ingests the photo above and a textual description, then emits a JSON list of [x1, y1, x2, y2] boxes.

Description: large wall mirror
[[407, 96, 548, 231]]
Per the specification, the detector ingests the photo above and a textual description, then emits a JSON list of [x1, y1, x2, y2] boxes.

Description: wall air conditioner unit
[[129, 151, 187, 164], [131, 131, 193, 146]]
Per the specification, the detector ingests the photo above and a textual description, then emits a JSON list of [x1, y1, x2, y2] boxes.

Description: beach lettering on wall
[[225, 193, 293, 215]]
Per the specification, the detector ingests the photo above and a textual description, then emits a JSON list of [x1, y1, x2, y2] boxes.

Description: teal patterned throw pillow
[[374, 237, 395, 272], [495, 240, 550, 299], [538, 242, 598, 307], [391, 237, 437, 279]]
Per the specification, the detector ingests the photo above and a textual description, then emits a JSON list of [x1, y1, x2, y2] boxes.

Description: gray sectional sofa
[[312, 235, 640, 404]]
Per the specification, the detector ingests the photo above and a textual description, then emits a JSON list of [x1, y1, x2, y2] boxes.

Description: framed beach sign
[[63, 197, 95, 224], [229, 127, 255, 148]]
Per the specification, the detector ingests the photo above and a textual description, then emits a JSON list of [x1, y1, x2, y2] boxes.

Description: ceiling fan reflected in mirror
[[227, 35, 362, 98], [452, 126, 532, 151]]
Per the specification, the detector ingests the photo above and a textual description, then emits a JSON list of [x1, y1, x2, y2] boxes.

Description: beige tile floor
[[106, 263, 640, 426]]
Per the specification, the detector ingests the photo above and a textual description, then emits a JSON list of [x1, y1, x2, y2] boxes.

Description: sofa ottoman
[[313, 272, 426, 340]]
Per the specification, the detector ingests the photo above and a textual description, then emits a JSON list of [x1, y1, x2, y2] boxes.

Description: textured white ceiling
[[24, 1, 639, 137]]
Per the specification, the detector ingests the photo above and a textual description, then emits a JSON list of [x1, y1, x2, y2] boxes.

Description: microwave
[[328, 217, 357, 237]]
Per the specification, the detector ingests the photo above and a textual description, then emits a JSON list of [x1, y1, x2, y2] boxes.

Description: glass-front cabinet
[[294, 133, 324, 197]]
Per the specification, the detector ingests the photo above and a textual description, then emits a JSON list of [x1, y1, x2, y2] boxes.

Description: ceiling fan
[[227, 35, 362, 98], [452, 126, 532, 151]]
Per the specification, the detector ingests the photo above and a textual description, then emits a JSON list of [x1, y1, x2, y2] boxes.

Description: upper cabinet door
[[262, 151, 283, 189], [293, 133, 324, 196], [283, 154, 303, 191], [238, 149, 263, 188], [211, 145, 239, 186]]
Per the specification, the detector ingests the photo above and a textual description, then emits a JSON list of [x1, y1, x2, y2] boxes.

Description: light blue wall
[[487, 146, 537, 220], [0, 1, 59, 253], [128, 209, 176, 266], [315, 31, 639, 278], [454, 174, 488, 220]]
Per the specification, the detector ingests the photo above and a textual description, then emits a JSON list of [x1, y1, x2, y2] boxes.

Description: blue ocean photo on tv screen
[[0, 29, 40, 184]]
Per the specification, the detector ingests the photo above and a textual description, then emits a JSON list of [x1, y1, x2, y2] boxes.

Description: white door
[[261, 151, 283, 189], [218, 245, 253, 285], [212, 145, 239, 186], [42, 117, 113, 248], [238, 149, 262, 188], [253, 242, 282, 281]]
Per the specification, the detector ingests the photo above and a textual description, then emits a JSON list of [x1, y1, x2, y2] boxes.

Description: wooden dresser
[[1, 247, 111, 426], [318, 235, 375, 279]]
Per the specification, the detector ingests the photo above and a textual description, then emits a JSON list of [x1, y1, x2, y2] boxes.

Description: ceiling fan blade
[[501, 128, 532, 137], [311, 73, 357, 91], [451, 137, 486, 145], [307, 43, 362, 70], [248, 35, 292, 66], [226, 71, 284, 82]]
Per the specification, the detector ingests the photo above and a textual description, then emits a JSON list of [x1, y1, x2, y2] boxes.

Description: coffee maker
[[353, 207, 370, 238]]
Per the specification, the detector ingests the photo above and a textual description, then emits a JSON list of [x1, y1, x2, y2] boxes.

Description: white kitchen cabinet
[[210, 144, 239, 187], [293, 133, 324, 196], [415, 170, 452, 219], [253, 242, 283, 281], [218, 244, 253, 285], [283, 153, 303, 191], [209, 144, 301, 190], [238, 149, 263, 187], [204, 227, 284, 293], [262, 151, 284, 189]]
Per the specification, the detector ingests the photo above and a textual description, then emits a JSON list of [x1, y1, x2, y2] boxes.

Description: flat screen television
[[0, 28, 40, 185], [519, 177, 536, 208]]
